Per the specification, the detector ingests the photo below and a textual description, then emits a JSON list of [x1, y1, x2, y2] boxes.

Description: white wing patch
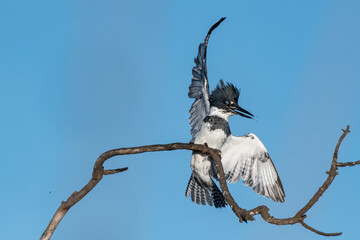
[[220, 133, 285, 202]]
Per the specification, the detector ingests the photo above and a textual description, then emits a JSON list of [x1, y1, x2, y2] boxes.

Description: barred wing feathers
[[220, 133, 285, 202], [188, 17, 226, 140]]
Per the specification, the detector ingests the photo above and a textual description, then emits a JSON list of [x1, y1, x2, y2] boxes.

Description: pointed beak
[[234, 105, 254, 119]]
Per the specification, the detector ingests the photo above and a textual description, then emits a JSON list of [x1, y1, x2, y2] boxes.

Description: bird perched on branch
[[185, 17, 285, 208]]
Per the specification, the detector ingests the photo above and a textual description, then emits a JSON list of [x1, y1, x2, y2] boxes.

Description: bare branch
[[293, 125, 350, 219], [103, 167, 129, 175], [299, 220, 342, 237], [211, 125, 353, 235], [337, 160, 360, 167], [40, 143, 221, 240], [41, 126, 358, 239]]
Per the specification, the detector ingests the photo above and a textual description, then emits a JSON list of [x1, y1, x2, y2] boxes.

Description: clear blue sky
[[1, 1, 359, 239]]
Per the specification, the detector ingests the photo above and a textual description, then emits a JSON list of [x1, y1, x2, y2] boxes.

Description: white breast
[[193, 121, 228, 149]]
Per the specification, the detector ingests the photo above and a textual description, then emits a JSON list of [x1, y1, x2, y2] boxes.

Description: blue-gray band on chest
[[203, 116, 231, 136]]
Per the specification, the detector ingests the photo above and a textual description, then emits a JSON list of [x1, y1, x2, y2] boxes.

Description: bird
[[185, 17, 285, 208]]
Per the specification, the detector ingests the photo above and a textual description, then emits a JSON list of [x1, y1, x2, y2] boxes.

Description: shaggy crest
[[209, 80, 240, 109]]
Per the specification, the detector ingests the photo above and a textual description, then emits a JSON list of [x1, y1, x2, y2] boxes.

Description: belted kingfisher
[[185, 18, 285, 208]]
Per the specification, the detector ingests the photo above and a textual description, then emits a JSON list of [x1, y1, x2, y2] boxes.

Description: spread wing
[[188, 17, 226, 141], [220, 133, 285, 202]]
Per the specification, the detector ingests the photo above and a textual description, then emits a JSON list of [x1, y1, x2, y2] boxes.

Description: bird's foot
[[239, 210, 255, 223]]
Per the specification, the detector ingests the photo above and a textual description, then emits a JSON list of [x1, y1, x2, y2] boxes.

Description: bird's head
[[209, 80, 253, 119]]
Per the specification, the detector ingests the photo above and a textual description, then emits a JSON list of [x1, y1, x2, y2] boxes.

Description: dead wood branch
[[41, 125, 357, 240]]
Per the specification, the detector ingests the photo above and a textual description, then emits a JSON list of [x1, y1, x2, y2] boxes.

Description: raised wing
[[188, 17, 226, 140], [220, 133, 285, 202]]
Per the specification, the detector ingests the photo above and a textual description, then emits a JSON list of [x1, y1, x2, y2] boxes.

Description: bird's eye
[[225, 100, 229, 105]]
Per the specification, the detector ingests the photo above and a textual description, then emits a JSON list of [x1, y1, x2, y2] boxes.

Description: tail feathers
[[210, 180, 226, 208], [185, 174, 226, 208]]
